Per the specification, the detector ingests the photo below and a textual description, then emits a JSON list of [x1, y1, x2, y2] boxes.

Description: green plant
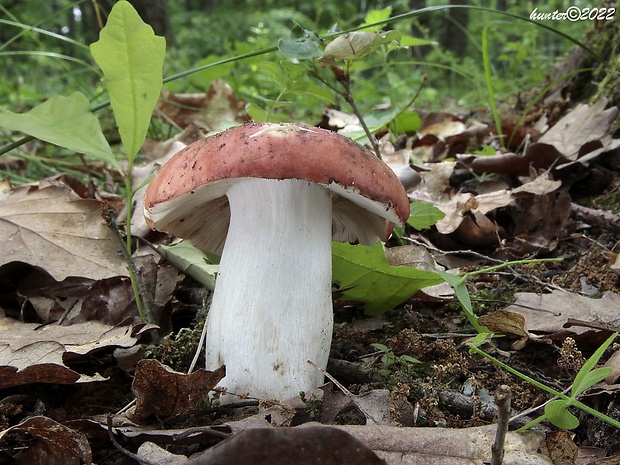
[[0, 1, 164, 322], [437, 258, 562, 333], [371, 342, 421, 377], [469, 332, 620, 431]]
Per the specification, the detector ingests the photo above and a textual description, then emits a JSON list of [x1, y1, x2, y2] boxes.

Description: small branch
[[571, 202, 620, 233], [107, 414, 158, 465], [491, 385, 512, 465], [101, 203, 152, 323], [338, 69, 383, 160]]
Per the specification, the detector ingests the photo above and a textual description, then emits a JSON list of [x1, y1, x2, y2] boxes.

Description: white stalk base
[[205, 178, 333, 402]]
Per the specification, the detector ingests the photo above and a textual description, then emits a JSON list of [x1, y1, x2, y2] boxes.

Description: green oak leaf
[[332, 242, 443, 315], [408, 202, 445, 230], [90, 0, 165, 160], [0, 92, 118, 170]]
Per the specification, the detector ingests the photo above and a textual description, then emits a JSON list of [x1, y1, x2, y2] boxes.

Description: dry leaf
[[128, 359, 226, 423], [503, 290, 620, 334], [419, 112, 466, 139], [543, 430, 578, 465], [337, 424, 550, 465], [466, 143, 569, 176], [479, 310, 529, 350], [0, 416, 92, 465], [603, 349, 620, 384], [538, 99, 619, 159], [157, 80, 248, 131], [137, 442, 186, 465], [0, 314, 137, 388], [0, 179, 129, 281]]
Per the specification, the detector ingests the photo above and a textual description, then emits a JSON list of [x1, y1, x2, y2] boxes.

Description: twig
[[571, 202, 620, 233], [491, 385, 512, 465], [101, 203, 152, 323], [338, 71, 383, 160], [106, 414, 159, 465], [403, 236, 568, 292]]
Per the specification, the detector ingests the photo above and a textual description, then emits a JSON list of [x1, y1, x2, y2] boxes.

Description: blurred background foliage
[[1, 0, 591, 122]]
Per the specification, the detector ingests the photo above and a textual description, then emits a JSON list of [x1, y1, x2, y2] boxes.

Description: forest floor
[[1, 87, 620, 464]]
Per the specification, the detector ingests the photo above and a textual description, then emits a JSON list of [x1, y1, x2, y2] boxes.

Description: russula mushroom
[[144, 122, 410, 401]]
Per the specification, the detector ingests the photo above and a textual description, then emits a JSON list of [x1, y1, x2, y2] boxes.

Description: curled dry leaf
[[538, 98, 619, 160], [0, 416, 92, 465], [0, 313, 137, 389], [0, 179, 129, 282], [478, 310, 529, 350], [465, 143, 570, 177], [128, 359, 226, 423]]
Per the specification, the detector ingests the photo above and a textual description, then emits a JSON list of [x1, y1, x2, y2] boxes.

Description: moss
[[147, 306, 208, 372]]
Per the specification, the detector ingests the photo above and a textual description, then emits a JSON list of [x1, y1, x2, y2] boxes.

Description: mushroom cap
[[144, 122, 410, 254]]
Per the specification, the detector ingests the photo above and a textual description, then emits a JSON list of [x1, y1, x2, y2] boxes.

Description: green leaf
[[258, 61, 286, 89], [391, 109, 422, 134], [407, 202, 445, 230], [473, 144, 496, 155], [332, 242, 443, 315], [90, 0, 165, 160], [278, 27, 322, 59], [190, 55, 235, 91], [572, 367, 613, 397], [0, 92, 118, 170], [399, 35, 435, 47], [436, 269, 487, 332], [545, 400, 580, 430], [572, 332, 617, 396], [155, 240, 219, 290], [371, 343, 390, 353], [360, 7, 392, 32]]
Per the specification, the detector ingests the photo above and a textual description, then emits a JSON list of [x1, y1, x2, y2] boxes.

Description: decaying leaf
[[0, 314, 137, 388], [0, 178, 129, 281], [128, 359, 226, 423], [0, 416, 92, 465], [478, 310, 529, 350], [156, 80, 249, 131], [503, 290, 620, 334], [538, 98, 619, 160], [466, 143, 570, 177], [338, 424, 550, 465]]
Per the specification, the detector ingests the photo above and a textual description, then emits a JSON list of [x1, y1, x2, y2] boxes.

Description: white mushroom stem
[[205, 178, 333, 401]]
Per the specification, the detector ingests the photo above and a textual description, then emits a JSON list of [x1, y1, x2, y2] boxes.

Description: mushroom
[[144, 122, 410, 401]]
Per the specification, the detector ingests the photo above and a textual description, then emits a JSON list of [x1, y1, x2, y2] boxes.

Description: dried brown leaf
[[157, 79, 248, 131], [503, 290, 620, 334], [129, 359, 226, 423], [0, 416, 92, 465], [538, 98, 619, 159], [543, 430, 578, 465], [0, 180, 129, 281], [0, 314, 137, 388], [467, 143, 569, 176]]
